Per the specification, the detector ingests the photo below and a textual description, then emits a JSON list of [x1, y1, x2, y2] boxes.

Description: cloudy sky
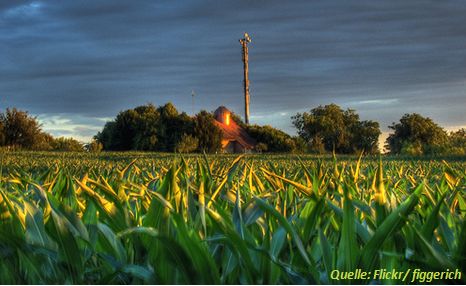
[[1, 1, 465, 143]]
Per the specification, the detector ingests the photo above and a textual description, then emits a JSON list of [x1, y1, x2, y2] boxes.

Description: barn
[[213, 106, 256, 153]]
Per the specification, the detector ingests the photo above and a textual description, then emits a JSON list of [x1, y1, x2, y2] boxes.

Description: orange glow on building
[[225, 113, 230, 125]]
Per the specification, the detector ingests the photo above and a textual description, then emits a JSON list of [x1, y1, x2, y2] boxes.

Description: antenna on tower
[[191, 90, 195, 115], [239, 32, 252, 124]]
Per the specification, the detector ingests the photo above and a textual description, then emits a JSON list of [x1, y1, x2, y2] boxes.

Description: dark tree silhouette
[[0, 108, 46, 150], [193, 110, 222, 153], [386, 113, 449, 155], [292, 104, 381, 154]]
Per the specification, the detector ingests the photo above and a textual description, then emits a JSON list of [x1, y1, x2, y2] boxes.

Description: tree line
[[0, 108, 101, 152], [95, 103, 222, 153], [88, 102, 466, 155], [1, 103, 465, 155], [94, 103, 302, 153], [293, 104, 465, 155]]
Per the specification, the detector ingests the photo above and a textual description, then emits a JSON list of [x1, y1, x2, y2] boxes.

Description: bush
[[86, 140, 103, 153], [51, 137, 84, 152], [176, 134, 199, 153], [255, 142, 268, 153], [245, 124, 297, 153], [306, 136, 326, 154]]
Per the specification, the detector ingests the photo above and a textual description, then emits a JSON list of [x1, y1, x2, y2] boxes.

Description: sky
[[1, 1, 465, 145]]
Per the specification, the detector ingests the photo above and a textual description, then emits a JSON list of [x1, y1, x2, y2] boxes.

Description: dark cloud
[[1, 0, 465, 141]]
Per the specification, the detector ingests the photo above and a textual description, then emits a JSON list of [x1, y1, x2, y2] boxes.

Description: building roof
[[214, 106, 230, 118], [213, 106, 256, 150]]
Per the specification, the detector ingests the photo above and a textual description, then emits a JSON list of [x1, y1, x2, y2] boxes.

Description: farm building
[[213, 106, 256, 153]]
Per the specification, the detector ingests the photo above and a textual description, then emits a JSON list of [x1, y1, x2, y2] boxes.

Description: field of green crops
[[0, 152, 465, 284]]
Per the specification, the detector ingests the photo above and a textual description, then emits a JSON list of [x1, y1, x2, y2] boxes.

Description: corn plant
[[0, 151, 464, 284]]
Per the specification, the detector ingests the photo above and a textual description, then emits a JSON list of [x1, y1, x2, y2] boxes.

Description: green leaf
[[337, 186, 359, 271], [421, 192, 447, 241], [47, 209, 84, 283], [97, 222, 127, 263], [359, 183, 423, 271], [413, 228, 457, 270], [318, 228, 333, 284], [120, 264, 154, 283], [254, 197, 319, 281], [302, 198, 324, 244], [270, 227, 286, 259]]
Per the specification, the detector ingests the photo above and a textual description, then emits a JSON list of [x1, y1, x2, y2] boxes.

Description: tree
[[95, 121, 117, 150], [34, 133, 54, 151], [255, 142, 268, 153], [230, 111, 247, 128], [350, 120, 381, 154], [230, 110, 304, 153], [95, 102, 198, 152], [245, 124, 298, 153], [447, 128, 466, 155], [131, 104, 161, 151], [0, 108, 89, 151], [155, 103, 193, 152], [193, 110, 222, 153], [0, 108, 49, 150], [113, 106, 154, 150], [175, 134, 199, 153], [306, 135, 325, 154], [0, 120, 5, 146], [386, 113, 448, 155], [292, 104, 380, 154], [52, 137, 84, 152], [86, 140, 103, 153]]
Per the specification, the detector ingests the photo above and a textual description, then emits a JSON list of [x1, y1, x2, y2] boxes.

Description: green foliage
[[448, 128, 466, 155], [351, 120, 381, 153], [292, 104, 381, 154], [175, 134, 199, 153], [193, 110, 222, 153], [95, 103, 225, 153], [386, 113, 449, 155], [231, 111, 304, 153], [95, 121, 118, 150], [246, 124, 299, 153], [230, 111, 247, 128], [51, 137, 84, 152], [152, 103, 193, 151], [255, 142, 268, 153], [0, 120, 4, 146], [0, 108, 80, 151], [0, 108, 50, 150], [307, 135, 326, 154], [0, 108, 87, 152], [0, 152, 464, 284], [127, 104, 160, 150], [95, 103, 195, 152], [33, 133, 55, 151], [86, 140, 103, 152], [103, 103, 160, 150]]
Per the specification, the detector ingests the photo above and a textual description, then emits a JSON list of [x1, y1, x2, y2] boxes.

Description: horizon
[[1, 1, 465, 146]]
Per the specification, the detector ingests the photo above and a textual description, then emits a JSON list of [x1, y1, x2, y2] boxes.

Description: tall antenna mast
[[191, 90, 195, 115], [239, 32, 251, 124]]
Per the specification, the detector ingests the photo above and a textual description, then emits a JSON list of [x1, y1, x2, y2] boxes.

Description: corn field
[[0, 152, 465, 284]]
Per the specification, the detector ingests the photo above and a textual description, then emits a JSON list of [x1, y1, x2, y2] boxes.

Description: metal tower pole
[[191, 90, 195, 115], [239, 33, 251, 124]]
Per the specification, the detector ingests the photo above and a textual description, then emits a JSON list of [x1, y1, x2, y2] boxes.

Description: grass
[[0, 151, 464, 284]]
